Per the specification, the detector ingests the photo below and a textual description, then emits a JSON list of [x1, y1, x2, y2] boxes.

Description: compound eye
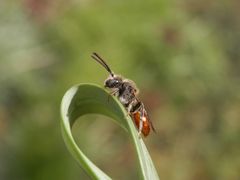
[[115, 80, 121, 85]]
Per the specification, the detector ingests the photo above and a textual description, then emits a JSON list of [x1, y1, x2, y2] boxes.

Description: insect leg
[[126, 99, 139, 117], [108, 89, 119, 102], [138, 103, 144, 137], [126, 102, 133, 116]]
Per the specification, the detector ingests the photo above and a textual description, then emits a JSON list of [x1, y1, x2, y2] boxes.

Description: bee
[[91, 52, 155, 137]]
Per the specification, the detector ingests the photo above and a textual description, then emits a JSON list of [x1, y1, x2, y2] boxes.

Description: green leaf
[[60, 83, 160, 180]]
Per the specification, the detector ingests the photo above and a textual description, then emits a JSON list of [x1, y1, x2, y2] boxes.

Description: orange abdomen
[[131, 111, 150, 137]]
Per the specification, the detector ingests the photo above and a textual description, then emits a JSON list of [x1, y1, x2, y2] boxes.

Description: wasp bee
[[91, 52, 155, 137]]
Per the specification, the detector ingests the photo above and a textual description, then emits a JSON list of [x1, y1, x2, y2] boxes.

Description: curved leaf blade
[[60, 83, 160, 180]]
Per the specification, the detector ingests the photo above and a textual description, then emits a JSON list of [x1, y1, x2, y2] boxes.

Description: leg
[[108, 89, 119, 102], [126, 99, 140, 117], [138, 103, 144, 137], [126, 102, 133, 116]]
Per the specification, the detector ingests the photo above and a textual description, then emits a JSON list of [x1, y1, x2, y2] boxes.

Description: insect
[[91, 52, 155, 137]]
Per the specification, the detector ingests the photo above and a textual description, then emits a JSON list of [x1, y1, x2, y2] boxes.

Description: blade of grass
[[60, 83, 160, 180]]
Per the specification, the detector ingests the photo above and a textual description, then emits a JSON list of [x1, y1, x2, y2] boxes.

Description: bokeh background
[[0, 0, 240, 180]]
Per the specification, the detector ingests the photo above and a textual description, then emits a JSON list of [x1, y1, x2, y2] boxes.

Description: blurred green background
[[0, 0, 240, 180]]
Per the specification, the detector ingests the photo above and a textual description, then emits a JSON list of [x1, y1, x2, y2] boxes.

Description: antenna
[[91, 52, 114, 77]]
